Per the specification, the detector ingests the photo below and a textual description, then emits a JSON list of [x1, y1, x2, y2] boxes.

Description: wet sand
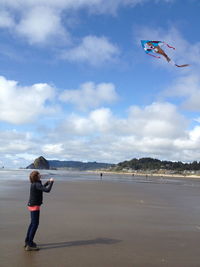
[[1, 179, 200, 267]]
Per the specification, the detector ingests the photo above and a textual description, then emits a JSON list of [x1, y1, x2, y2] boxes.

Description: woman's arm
[[36, 180, 54, 193], [43, 181, 50, 187]]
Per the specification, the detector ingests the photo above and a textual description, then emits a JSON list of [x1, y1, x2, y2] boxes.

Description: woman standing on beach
[[25, 171, 54, 251]]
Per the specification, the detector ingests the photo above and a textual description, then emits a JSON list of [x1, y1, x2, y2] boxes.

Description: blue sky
[[0, 0, 200, 167]]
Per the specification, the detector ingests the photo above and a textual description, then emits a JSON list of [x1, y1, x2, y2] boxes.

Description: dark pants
[[25, 210, 40, 246]]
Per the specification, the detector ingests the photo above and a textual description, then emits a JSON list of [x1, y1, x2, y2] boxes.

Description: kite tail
[[169, 59, 190, 67], [147, 53, 161, 59], [175, 64, 190, 68], [163, 42, 176, 50]]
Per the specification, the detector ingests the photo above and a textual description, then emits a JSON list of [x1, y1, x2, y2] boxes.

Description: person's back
[[25, 171, 54, 251], [28, 180, 53, 206]]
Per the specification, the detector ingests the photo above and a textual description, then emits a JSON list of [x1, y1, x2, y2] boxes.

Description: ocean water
[[0, 168, 200, 188]]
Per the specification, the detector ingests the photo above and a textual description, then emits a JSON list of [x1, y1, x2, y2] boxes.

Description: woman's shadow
[[39, 238, 121, 250]]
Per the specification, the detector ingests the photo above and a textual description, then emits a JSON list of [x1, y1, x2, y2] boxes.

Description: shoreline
[[1, 168, 200, 182], [90, 170, 200, 179], [1, 167, 200, 181]]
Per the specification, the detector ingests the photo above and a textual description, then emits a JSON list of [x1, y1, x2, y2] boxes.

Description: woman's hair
[[29, 171, 40, 183]]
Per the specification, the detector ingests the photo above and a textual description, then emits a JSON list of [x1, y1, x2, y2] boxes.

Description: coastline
[[91, 170, 200, 179], [1, 167, 200, 178]]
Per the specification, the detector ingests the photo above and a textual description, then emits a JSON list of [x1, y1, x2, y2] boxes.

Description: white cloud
[[3, 100, 200, 166], [0, 128, 68, 167], [42, 143, 64, 154], [61, 108, 113, 135], [59, 81, 118, 110], [60, 102, 187, 137], [0, 129, 58, 167], [164, 74, 200, 111], [127, 102, 187, 138], [16, 6, 68, 44], [53, 102, 190, 162], [0, 130, 35, 154], [0, 9, 15, 28], [0, 76, 55, 124], [16, 153, 39, 161], [0, 0, 173, 44], [0, 0, 174, 12], [61, 36, 120, 65]]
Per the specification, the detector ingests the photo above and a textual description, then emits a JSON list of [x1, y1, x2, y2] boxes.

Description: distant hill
[[114, 157, 200, 172], [48, 160, 114, 170], [26, 156, 114, 170], [26, 156, 200, 172]]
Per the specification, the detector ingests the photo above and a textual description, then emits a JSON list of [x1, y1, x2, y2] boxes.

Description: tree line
[[115, 157, 200, 171]]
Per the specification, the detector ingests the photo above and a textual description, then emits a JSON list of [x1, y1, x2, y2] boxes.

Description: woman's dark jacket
[[28, 180, 54, 206]]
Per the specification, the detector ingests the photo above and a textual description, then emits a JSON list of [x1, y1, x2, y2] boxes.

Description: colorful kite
[[141, 40, 189, 68]]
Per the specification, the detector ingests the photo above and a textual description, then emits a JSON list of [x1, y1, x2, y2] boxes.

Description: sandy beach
[[1, 177, 200, 267]]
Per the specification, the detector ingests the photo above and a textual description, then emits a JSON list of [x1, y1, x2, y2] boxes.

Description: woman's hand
[[49, 178, 54, 182]]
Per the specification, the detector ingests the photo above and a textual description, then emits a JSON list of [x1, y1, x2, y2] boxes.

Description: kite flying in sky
[[141, 40, 189, 68]]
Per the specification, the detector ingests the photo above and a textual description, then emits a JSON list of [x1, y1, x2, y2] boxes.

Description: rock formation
[[26, 156, 49, 169]]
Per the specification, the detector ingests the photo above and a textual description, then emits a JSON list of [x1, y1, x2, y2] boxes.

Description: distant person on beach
[[24, 171, 54, 251], [100, 173, 103, 180]]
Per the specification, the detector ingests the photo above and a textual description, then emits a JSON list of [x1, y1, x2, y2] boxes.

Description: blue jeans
[[25, 210, 40, 246]]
